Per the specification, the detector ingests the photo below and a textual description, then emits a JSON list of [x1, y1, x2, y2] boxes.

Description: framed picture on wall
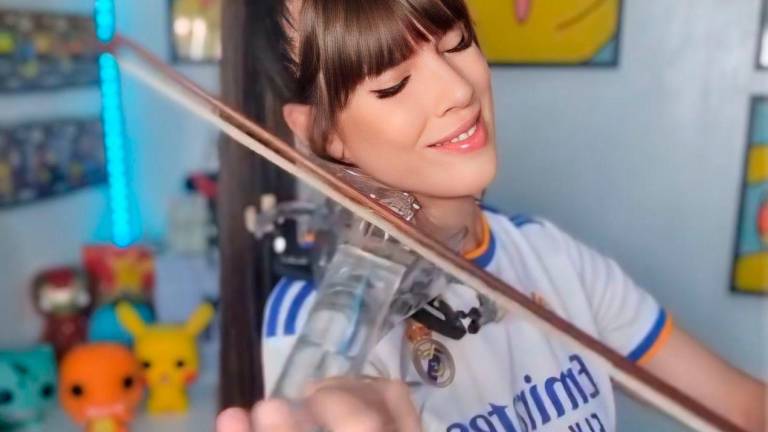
[[0, 118, 106, 208], [465, 0, 623, 66], [0, 10, 101, 92], [758, 0, 767, 69], [732, 97, 768, 294], [169, 0, 222, 63]]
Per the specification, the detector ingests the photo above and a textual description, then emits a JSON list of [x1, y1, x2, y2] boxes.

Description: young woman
[[217, 0, 766, 430]]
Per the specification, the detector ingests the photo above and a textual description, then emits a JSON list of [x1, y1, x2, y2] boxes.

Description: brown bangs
[[290, 0, 477, 156]]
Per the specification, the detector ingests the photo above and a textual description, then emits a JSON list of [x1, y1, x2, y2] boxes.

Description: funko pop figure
[[82, 246, 154, 304], [31, 267, 92, 359], [0, 345, 57, 430], [116, 301, 214, 414], [59, 343, 144, 432]]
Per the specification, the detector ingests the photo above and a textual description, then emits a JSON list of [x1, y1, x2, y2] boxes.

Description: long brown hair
[[218, 0, 295, 408], [218, 0, 476, 408]]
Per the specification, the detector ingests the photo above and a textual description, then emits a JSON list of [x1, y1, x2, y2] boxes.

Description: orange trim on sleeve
[[463, 215, 490, 260], [637, 314, 675, 365]]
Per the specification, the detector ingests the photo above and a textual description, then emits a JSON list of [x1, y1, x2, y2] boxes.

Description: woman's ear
[[282, 103, 312, 144], [282, 103, 352, 163]]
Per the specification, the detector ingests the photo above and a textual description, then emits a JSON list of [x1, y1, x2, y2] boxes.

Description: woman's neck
[[412, 194, 485, 256]]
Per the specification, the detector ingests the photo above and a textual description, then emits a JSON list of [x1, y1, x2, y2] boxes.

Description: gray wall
[[0, 0, 106, 344], [485, 0, 767, 429]]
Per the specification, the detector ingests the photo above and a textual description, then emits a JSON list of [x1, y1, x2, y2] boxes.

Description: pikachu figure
[[115, 302, 215, 414]]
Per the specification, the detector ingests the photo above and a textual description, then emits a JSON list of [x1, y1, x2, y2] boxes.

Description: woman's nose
[[429, 55, 475, 117]]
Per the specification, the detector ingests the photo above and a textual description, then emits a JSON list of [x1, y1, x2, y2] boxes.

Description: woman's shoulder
[[480, 202, 547, 227], [478, 204, 603, 274]]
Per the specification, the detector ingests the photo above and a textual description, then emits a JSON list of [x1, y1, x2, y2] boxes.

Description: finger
[[303, 375, 384, 397], [305, 386, 393, 432], [252, 399, 306, 432], [217, 407, 251, 432], [380, 381, 422, 432], [304, 377, 421, 431]]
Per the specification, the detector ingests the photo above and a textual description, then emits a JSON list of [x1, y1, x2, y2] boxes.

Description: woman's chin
[[414, 178, 496, 201]]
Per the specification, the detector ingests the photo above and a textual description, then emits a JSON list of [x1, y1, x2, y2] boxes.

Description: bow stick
[[111, 35, 743, 432]]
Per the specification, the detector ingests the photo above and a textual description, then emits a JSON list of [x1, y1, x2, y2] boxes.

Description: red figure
[[31, 267, 93, 360], [82, 245, 154, 304]]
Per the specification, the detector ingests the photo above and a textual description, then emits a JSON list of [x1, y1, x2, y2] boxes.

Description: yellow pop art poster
[[732, 97, 768, 294], [465, 0, 623, 66]]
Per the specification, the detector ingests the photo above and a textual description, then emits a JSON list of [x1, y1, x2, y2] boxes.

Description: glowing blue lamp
[[94, 0, 137, 247]]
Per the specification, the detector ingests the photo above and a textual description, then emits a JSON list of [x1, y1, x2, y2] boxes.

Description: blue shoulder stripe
[[626, 308, 668, 362], [265, 277, 293, 337], [479, 202, 539, 228], [509, 213, 539, 228], [284, 281, 315, 335]]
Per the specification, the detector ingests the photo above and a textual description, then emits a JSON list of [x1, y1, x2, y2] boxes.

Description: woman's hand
[[217, 400, 301, 432], [216, 377, 422, 432]]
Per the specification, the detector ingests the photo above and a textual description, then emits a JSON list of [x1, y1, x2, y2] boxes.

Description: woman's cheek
[[356, 145, 413, 181], [348, 113, 425, 161]]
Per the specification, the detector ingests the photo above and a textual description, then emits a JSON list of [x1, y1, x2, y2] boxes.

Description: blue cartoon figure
[[0, 345, 57, 430]]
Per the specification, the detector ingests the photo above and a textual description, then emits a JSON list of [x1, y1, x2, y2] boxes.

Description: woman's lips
[[428, 116, 488, 154]]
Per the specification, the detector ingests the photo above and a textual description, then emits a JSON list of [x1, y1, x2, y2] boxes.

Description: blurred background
[[0, 0, 765, 431]]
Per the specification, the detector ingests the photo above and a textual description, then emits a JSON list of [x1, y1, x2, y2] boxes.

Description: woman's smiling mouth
[[428, 113, 487, 153]]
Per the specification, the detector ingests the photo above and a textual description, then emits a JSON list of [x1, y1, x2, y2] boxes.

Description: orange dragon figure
[[59, 343, 145, 432]]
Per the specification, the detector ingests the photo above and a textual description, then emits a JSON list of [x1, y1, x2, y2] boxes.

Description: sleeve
[[544, 221, 674, 365], [261, 277, 317, 395]]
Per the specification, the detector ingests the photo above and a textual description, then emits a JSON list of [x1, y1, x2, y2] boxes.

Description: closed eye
[[445, 29, 472, 54], [372, 76, 411, 99]]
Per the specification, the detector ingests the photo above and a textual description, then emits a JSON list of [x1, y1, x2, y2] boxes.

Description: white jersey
[[262, 208, 673, 432]]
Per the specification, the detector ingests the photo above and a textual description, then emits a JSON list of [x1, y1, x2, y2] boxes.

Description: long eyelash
[[373, 75, 411, 99], [445, 30, 472, 54]]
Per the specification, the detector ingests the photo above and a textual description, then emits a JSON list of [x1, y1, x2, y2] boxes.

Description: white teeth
[[429, 121, 479, 148], [449, 124, 477, 144]]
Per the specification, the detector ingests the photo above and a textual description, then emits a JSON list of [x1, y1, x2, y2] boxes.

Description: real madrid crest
[[407, 321, 455, 388]]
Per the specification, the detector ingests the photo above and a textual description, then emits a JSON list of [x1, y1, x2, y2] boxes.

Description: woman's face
[[287, 20, 497, 200]]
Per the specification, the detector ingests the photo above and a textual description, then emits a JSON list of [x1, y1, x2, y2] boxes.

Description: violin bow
[[111, 35, 743, 432]]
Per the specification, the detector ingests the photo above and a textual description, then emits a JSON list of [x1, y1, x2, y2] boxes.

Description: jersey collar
[[463, 214, 496, 269]]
